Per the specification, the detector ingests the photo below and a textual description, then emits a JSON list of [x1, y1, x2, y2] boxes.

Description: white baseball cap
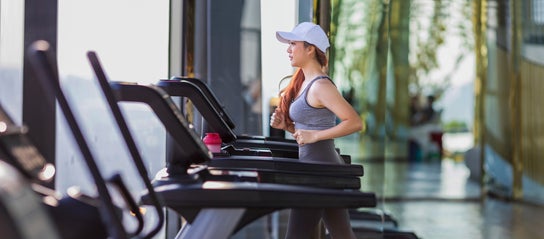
[[276, 22, 330, 53]]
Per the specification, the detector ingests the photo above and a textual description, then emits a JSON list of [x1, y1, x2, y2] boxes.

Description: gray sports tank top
[[289, 76, 344, 164]]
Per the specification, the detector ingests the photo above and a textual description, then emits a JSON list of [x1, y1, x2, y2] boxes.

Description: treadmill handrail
[[109, 82, 211, 166], [158, 78, 302, 152], [112, 84, 366, 177], [87, 51, 164, 239], [27, 41, 128, 239], [156, 80, 237, 143], [168, 76, 236, 129], [0, 103, 53, 182]]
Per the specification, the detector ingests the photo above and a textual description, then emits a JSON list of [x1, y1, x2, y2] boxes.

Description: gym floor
[[381, 160, 544, 239], [232, 158, 544, 239]]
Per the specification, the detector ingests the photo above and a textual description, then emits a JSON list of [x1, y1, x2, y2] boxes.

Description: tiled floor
[[378, 160, 544, 239], [335, 131, 544, 239], [232, 133, 544, 239], [383, 198, 544, 239]]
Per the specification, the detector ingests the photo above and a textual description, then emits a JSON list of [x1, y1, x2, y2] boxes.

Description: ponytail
[[278, 43, 327, 126], [278, 68, 304, 125]]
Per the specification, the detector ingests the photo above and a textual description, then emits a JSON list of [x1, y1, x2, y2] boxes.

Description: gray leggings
[[284, 208, 356, 239]]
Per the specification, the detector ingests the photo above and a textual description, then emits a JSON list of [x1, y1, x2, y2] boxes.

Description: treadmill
[[0, 106, 63, 239], [86, 50, 379, 239], [111, 78, 417, 239], [156, 69, 419, 239], [0, 102, 113, 239], [27, 41, 165, 239], [117, 78, 420, 239], [100, 81, 415, 237], [163, 76, 300, 146], [103, 76, 365, 188], [29, 44, 377, 239], [107, 81, 362, 189], [157, 77, 352, 162]]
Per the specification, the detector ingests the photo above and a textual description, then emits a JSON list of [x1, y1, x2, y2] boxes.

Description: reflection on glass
[[331, 0, 387, 195], [330, 0, 388, 236], [385, 0, 477, 199], [383, 2, 480, 237], [240, 0, 263, 135]]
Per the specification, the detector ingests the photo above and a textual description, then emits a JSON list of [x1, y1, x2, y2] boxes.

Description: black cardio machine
[[0, 46, 160, 239], [106, 81, 363, 189], [157, 77, 353, 162], [0, 122, 64, 239], [26, 41, 170, 239], [100, 70, 368, 189], [6, 40, 413, 239], [0, 103, 120, 239], [86, 50, 379, 239], [88, 51, 418, 239], [28, 42, 376, 239]]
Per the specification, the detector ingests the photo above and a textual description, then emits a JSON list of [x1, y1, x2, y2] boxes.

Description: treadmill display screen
[[0, 133, 53, 181]]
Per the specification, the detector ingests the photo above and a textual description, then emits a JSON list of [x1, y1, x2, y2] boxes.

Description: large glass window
[[0, 0, 25, 123], [57, 0, 170, 235], [532, 0, 544, 24], [239, 0, 262, 134], [523, 0, 544, 63]]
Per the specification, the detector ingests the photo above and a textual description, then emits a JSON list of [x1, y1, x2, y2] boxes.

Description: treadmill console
[[0, 105, 54, 182]]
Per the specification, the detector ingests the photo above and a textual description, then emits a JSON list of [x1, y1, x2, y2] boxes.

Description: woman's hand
[[270, 107, 287, 130], [292, 129, 318, 146]]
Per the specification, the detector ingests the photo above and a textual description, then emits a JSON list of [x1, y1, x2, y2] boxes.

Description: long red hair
[[278, 43, 328, 125]]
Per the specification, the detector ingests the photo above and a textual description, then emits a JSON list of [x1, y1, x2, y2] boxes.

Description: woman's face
[[287, 41, 311, 67]]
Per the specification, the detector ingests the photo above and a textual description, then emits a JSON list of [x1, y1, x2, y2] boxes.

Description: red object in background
[[203, 133, 222, 153], [429, 131, 444, 157]]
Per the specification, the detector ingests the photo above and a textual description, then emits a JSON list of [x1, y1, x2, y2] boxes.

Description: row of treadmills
[[0, 40, 418, 239]]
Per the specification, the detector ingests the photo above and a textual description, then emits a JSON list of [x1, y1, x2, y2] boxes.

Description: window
[[0, 0, 25, 123], [57, 0, 169, 235]]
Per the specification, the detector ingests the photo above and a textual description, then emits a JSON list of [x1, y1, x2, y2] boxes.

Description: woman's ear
[[306, 45, 316, 56]]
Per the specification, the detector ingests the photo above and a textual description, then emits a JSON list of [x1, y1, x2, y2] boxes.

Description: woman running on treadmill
[[270, 22, 362, 239]]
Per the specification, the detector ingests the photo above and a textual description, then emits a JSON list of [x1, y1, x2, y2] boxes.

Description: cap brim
[[276, 31, 304, 43]]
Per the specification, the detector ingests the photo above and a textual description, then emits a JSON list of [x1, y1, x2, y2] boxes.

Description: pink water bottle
[[203, 133, 222, 153]]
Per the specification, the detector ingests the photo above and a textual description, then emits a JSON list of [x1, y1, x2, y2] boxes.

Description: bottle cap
[[203, 133, 222, 144]]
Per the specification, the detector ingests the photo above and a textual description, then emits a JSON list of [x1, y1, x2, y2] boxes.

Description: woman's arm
[[270, 107, 295, 133]]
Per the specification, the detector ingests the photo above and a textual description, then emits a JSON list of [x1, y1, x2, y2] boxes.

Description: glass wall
[[329, 0, 388, 237], [519, 0, 544, 204], [382, 0, 478, 199], [56, 0, 170, 235], [330, 0, 387, 202], [239, 0, 263, 134], [482, 0, 544, 203], [206, 0, 263, 135], [0, 0, 25, 124]]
